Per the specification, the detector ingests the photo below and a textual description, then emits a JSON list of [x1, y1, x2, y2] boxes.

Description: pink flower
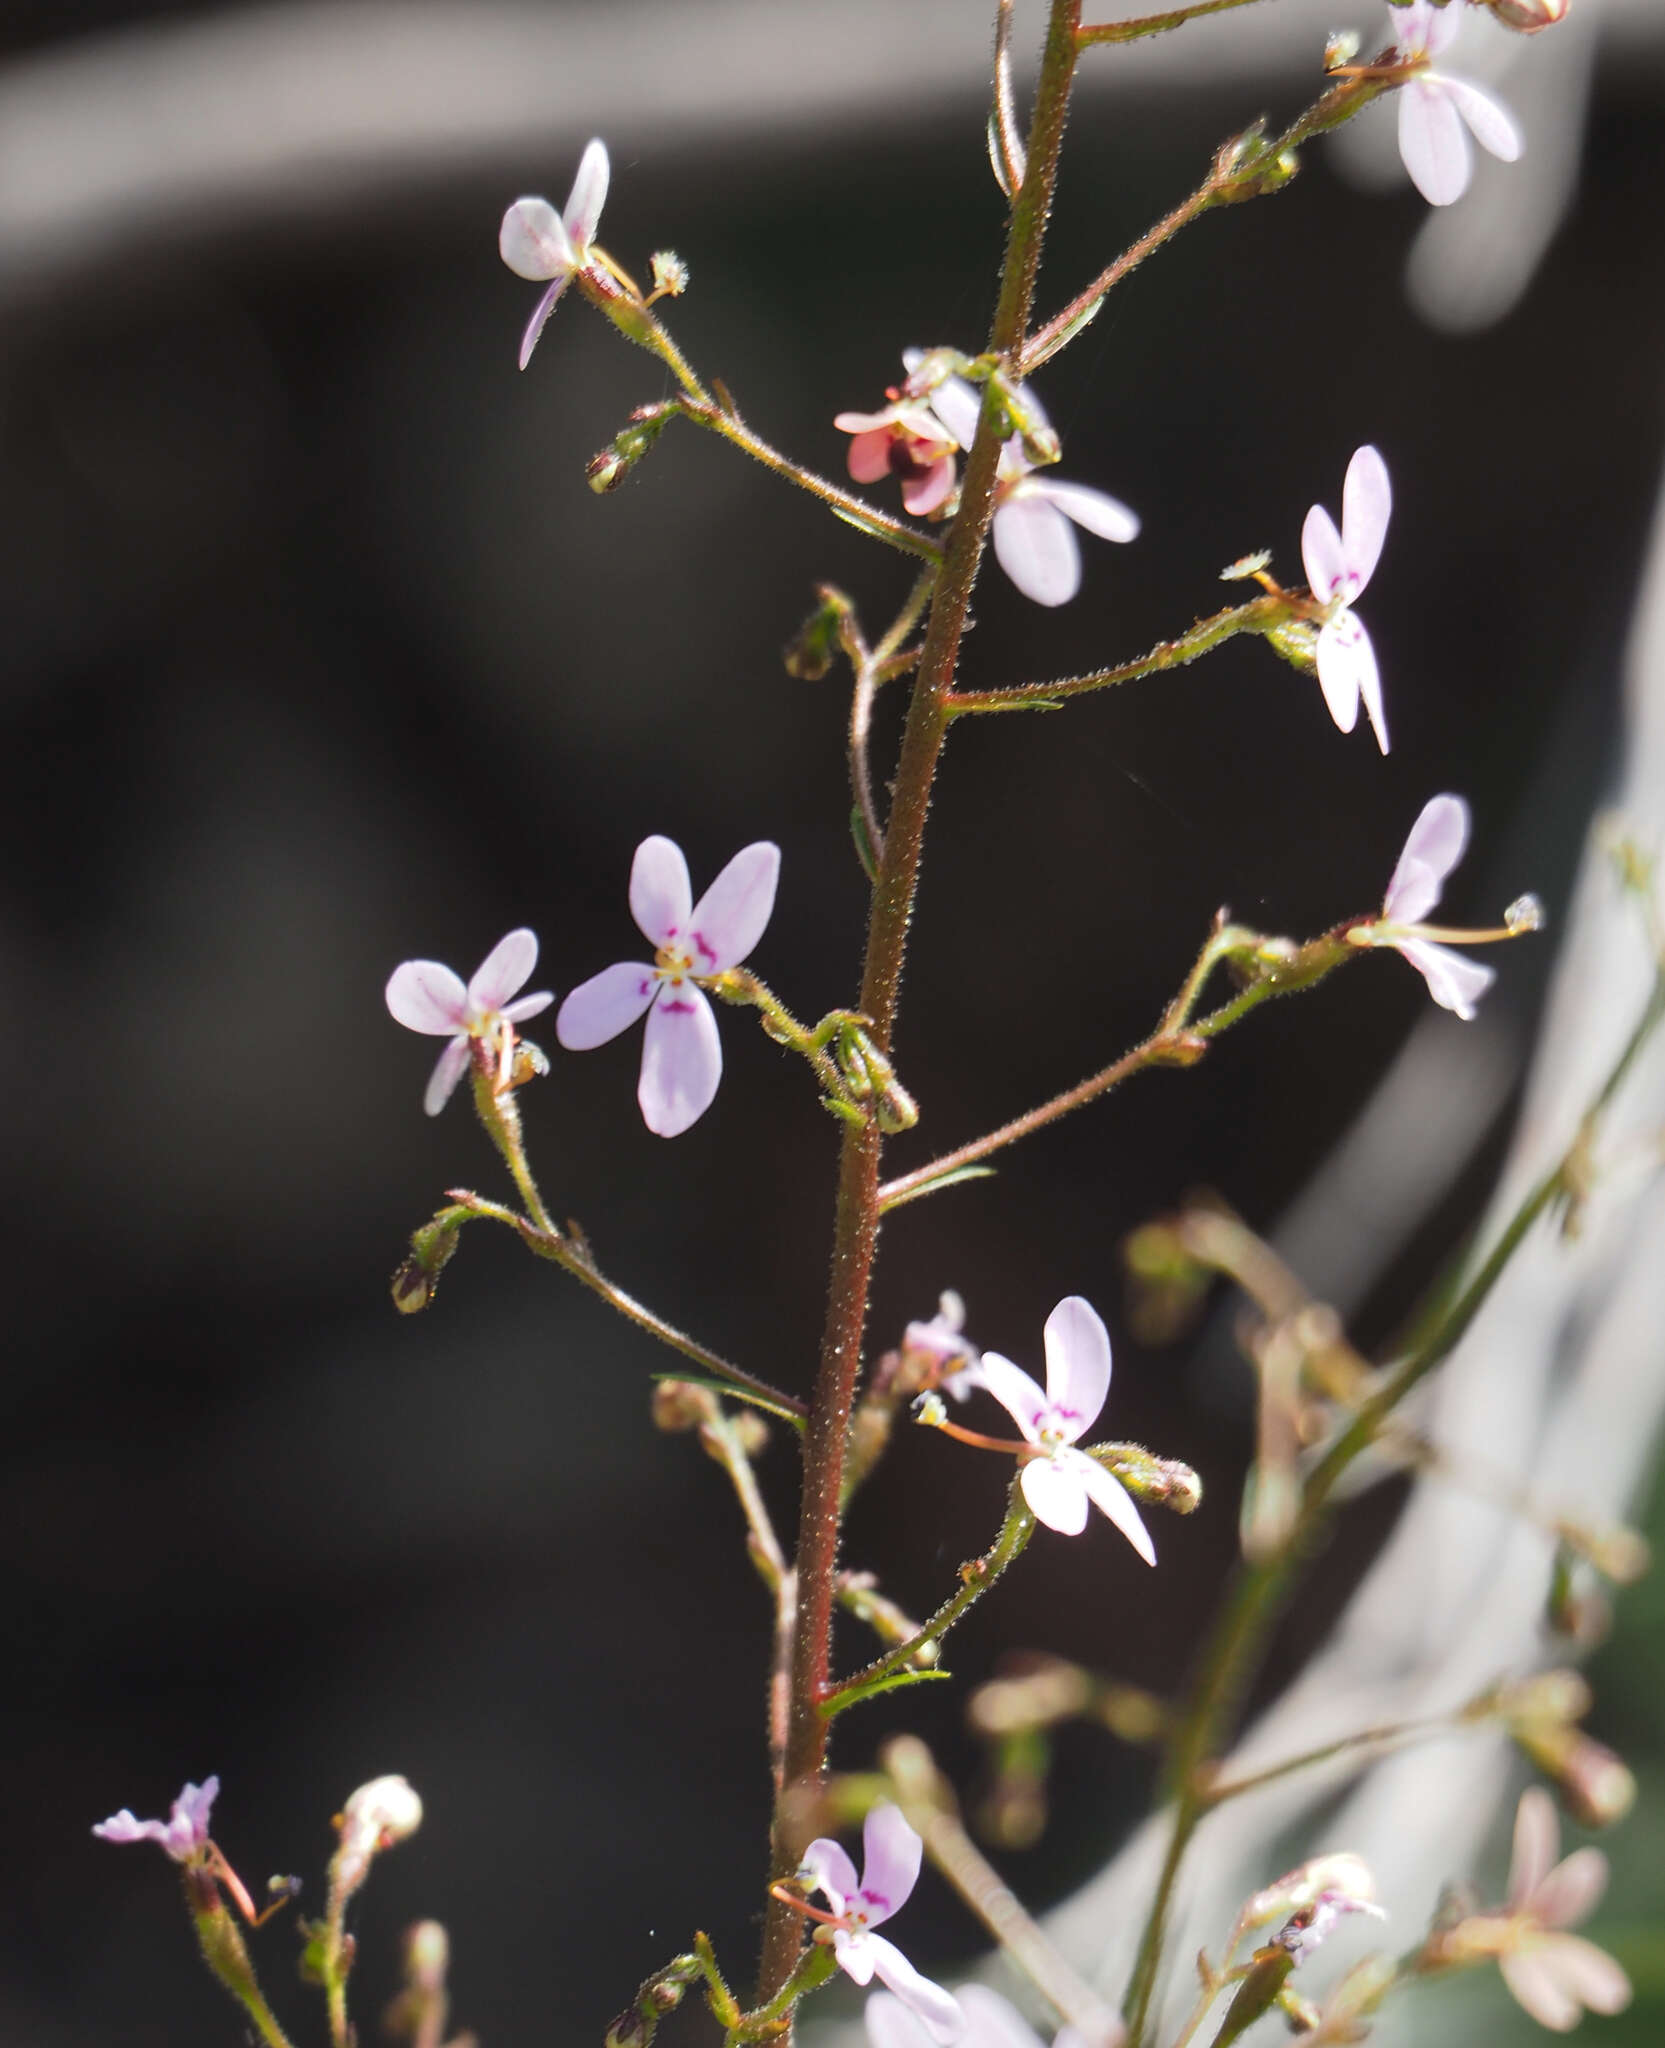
[[977, 1297, 1155, 1561], [1495, 1788, 1632, 2031], [499, 138, 610, 370], [93, 1776, 218, 1862], [556, 835, 779, 1137], [385, 929, 555, 1116], [1301, 445, 1392, 754], [800, 1804, 962, 2044], [835, 393, 961, 516], [903, 1291, 984, 1402], [1350, 794, 1501, 1019], [1390, 1, 1523, 207], [912, 358, 1139, 607]]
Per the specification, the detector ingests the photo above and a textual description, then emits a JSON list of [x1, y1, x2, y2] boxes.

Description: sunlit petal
[[468, 927, 538, 1013], [423, 1034, 472, 1117], [499, 196, 575, 280], [556, 962, 657, 1050], [858, 1803, 923, 1924], [976, 1352, 1050, 1443], [563, 138, 610, 247], [639, 985, 722, 1136], [992, 491, 1081, 607], [688, 841, 780, 972], [1076, 1453, 1157, 1565], [1384, 795, 1470, 922], [1021, 1456, 1091, 1534], [386, 960, 469, 1034], [1399, 81, 1474, 207], [630, 835, 695, 947], [1041, 1295, 1111, 1437]]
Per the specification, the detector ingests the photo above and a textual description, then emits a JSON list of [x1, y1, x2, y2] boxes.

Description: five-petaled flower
[[556, 835, 780, 1138], [798, 1804, 962, 2043], [978, 1296, 1156, 1561], [1348, 793, 1539, 1019], [835, 392, 961, 516], [1389, 1, 1523, 208], [500, 138, 610, 370], [93, 1776, 218, 1863], [913, 359, 1139, 607], [1301, 445, 1392, 754], [386, 929, 555, 1116]]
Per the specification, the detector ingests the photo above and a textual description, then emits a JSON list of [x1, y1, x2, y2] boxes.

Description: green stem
[[1200, 1709, 1462, 1807], [1077, 0, 1272, 46]]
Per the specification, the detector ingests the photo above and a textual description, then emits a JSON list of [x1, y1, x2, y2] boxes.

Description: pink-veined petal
[[1394, 937, 1496, 1019], [688, 841, 781, 972], [468, 928, 538, 1013], [423, 1034, 472, 1116], [993, 491, 1081, 607], [1510, 1787, 1561, 1908], [518, 275, 570, 371], [1399, 79, 1474, 207], [639, 984, 722, 1136], [1035, 478, 1141, 545], [1042, 1295, 1111, 1436], [1315, 612, 1369, 738], [386, 960, 469, 1034], [846, 427, 894, 484], [1530, 1849, 1610, 1932], [836, 1930, 880, 1987], [1075, 1453, 1157, 1565], [556, 962, 658, 1050], [1021, 1456, 1091, 1535], [954, 1987, 1049, 2048], [924, 374, 983, 453], [858, 1803, 923, 1925], [1444, 76, 1523, 163], [1537, 1934, 1632, 2015], [976, 1351, 1050, 1443], [801, 1836, 859, 1913], [504, 990, 555, 1024], [1301, 502, 1348, 602], [1340, 445, 1391, 592], [499, 197, 575, 280], [563, 138, 609, 248], [1384, 795, 1470, 922], [630, 835, 694, 947], [1500, 1950, 1582, 2033], [903, 457, 956, 516], [865, 1937, 965, 2045]]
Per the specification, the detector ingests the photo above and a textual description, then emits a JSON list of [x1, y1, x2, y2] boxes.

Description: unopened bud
[[783, 585, 856, 681], [1090, 1443, 1203, 1514], [404, 1920, 449, 1990], [1512, 1722, 1637, 1829], [392, 1210, 463, 1314], [652, 1379, 716, 1432], [1476, 0, 1570, 31], [1559, 1521, 1650, 1584], [649, 250, 689, 296], [588, 402, 680, 494], [1264, 616, 1319, 671], [1490, 1666, 1592, 1728], [900, 347, 969, 401], [729, 1409, 770, 1456], [330, 1775, 422, 1904]]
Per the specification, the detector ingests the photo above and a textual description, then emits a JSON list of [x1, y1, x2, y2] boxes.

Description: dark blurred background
[[3, 2, 1662, 2042]]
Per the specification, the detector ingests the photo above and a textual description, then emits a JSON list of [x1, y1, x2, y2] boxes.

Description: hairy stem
[[1077, 0, 1272, 47]]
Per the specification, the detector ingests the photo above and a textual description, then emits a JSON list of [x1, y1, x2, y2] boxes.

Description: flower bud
[[1475, 0, 1570, 30], [652, 1378, 716, 1432], [783, 585, 856, 681], [1511, 1721, 1637, 1829], [1089, 1443, 1203, 1513], [330, 1775, 422, 1905], [392, 1211, 463, 1314], [1245, 1854, 1377, 1930]]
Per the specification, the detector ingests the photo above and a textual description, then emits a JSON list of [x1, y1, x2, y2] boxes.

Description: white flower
[[385, 929, 554, 1116], [977, 1297, 1155, 1561], [1495, 1788, 1632, 2031], [500, 138, 610, 369], [1390, 1, 1523, 207], [1301, 446, 1392, 754], [1352, 794, 1499, 1018], [903, 1290, 984, 1401]]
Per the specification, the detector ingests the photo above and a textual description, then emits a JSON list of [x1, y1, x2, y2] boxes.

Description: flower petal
[[845, 427, 895, 484], [902, 457, 956, 516], [866, 1937, 964, 2045], [1537, 1933, 1632, 2015], [1398, 80, 1474, 207], [1315, 612, 1368, 737], [630, 836, 694, 947], [468, 928, 538, 1013], [423, 1034, 472, 1117], [923, 374, 983, 453], [954, 1987, 1048, 2048], [91, 1810, 164, 1846], [1021, 1456, 1091, 1535], [639, 985, 722, 1136], [688, 842, 781, 972], [563, 138, 610, 248], [1444, 77, 1523, 164], [386, 960, 469, 1034], [175, 1778, 219, 1837], [556, 962, 658, 1050], [1035, 478, 1141, 544], [1384, 794, 1470, 923], [1530, 1849, 1610, 1931], [1076, 1453, 1157, 1565], [1301, 501, 1348, 602], [836, 1930, 880, 1986], [1500, 1949, 1582, 2032], [801, 1836, 859, 1913], [1356, 623, 1390, 756], [1042, 1295, 1111, 1435], [504, 990, 555, 1024], [993, 491, 1081, 607], [976, 1351, 1050, 1443], [1340, 445, 1391, 593], [858, 1803, 923, 1924], [1510, 1786, 1561, 1907], [518, 275, 570, 371], [1394, 938, 1496, 1019], [866, 1991, 952, 2048], [499, 197, 575, 280]]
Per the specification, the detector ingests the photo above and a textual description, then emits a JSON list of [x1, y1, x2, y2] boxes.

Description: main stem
[[753, 0, 1085, 2012]]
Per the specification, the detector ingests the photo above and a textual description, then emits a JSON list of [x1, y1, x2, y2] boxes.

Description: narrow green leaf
[[879, 1164, 997, 1213], [819, 1667, 953, 1719], [648, 1372, 806, 1433]]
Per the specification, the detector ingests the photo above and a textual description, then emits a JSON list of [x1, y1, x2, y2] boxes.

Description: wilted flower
[[1301, 446, 1391, 753], [556, 836, 779, 1137], [1389, 2, 1523, 207], [332, 1774, 424, 1901], [93, 1776, 218, 1862], [835, 391, 962, 516], [500, 138, 610, 369], [386, 929, 554, 1116], [796, 1804, 962, 2042], [914, 360, 1138, 606], [903, 1291, 984, 1401], [977, 1297, 1155, 1561]]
